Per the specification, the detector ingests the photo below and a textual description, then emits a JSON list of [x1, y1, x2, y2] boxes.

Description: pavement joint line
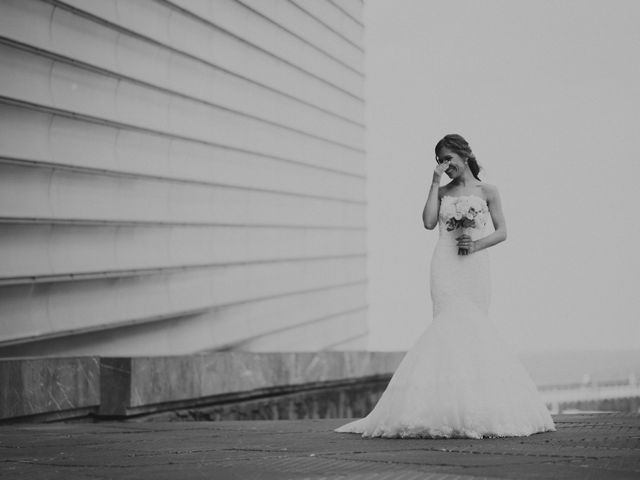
[[324, 454, 604, 466], [4, 459, 157, 469], [2, 457, 281, 468], [303, 449, 452, 455], [222, 448, 302, 453], [560, 445, 640, 451], [324, 447, 603, 460], [313, 454, 560, 470], [295, 475, 499, 480], [122, 448, 224, 456]]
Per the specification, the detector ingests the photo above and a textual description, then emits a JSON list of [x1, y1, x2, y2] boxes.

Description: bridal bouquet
[[441, 196, 487, 255]]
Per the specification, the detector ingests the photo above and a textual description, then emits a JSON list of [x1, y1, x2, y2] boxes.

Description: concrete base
[[0, 356, 99, 422], [0, 352, 404, 421], [99, 351, 404, 417], [134, 376, 390, 422]]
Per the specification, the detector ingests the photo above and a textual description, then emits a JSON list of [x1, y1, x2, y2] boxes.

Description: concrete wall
[[0, 356, 100, 421], [0, 351, 403, 422], [0, 0, 367, 356], [99, 350, 401, 417]]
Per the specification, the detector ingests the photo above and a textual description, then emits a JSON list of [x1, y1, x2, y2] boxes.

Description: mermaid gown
[[335, 195, 556, 438]]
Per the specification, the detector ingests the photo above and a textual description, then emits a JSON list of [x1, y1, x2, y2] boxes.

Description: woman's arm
[[423, 161, 449, 229], [472, 184, 507, 252], [422, 181, 441, 230]]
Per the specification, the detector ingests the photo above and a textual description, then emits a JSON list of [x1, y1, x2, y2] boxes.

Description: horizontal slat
[[0, 0, 53, 48], [0, 163, 366, 227], [330, 0, 364, 25], [236, 308, 368, 351], [51, 2, 119, 71], [167, 0, 364, 94], [0, 44, 365, 175], [41, 6, 364, 146], [290, 0, 364, 49], [0, 1, 365, 128], [237, 0, 364, 72], [0, 258, 367, 345], [327, 332, 368, 350], [0, 223, 366, 279], [0, 105, 52, 162], [0, 0, 369, 357], [208, 287, 368, 352], [55, 0, 365, 122], [0, 284, 367, 356], [0, 105, 366, 202]]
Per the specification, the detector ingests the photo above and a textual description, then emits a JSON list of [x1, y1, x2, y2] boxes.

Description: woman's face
[[437, 148, 467, 179]]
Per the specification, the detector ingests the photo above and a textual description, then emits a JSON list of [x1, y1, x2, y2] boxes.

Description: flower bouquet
[[442, 197, 487, 255]]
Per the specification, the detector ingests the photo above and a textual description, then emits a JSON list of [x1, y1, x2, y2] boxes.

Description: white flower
[[469, 196, 486, 211], [456, 197, 471, 213], [440, 197, 457, 220], [440, 196, 489, 231]]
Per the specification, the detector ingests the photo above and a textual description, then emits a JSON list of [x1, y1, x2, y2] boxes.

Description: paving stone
[[0, 414, 638, 479]]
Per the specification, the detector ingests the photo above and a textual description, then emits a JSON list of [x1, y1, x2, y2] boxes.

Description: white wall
[[364, 0, 640, 354], [0, 0, 367, 356]]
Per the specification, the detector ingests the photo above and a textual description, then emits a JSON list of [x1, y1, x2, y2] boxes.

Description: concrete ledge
[[136, 376, 392, 421], [99, 351, 404, 417], [0, 356, 100, 422], [0, 352, 405, 421]]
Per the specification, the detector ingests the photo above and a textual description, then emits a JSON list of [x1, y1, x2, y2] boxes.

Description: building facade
[[0, 0, 367, 356]]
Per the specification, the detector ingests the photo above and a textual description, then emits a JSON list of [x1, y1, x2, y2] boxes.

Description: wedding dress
[[335, 194, 556, 438]]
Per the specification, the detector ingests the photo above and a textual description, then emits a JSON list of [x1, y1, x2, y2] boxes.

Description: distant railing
[[539, 374, 640, 414]]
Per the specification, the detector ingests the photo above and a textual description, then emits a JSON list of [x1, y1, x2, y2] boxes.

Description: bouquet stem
[[458, 227, 473, 255]]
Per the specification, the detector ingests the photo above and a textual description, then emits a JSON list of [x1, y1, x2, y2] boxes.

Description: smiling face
[[436, 147, 467, 179]]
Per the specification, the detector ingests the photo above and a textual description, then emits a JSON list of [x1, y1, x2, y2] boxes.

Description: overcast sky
[[364, 0, 640, 353]]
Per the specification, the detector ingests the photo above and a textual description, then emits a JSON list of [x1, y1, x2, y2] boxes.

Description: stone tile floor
[[0, 413, 638, 479]]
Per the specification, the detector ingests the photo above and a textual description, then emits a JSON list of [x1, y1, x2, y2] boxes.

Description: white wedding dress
[[335, 195, 556, 438]]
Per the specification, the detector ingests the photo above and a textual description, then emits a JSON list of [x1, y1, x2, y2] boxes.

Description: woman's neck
[[451, 170, 478, 187]]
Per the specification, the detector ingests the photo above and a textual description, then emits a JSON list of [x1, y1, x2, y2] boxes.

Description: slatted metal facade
[[0, 0, 367, 356]]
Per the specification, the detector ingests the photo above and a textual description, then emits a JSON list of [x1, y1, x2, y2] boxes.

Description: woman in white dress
[[335, 134, 556, 439]]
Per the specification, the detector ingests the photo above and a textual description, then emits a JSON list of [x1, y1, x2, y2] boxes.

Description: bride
[[335, 134, 556, 439]]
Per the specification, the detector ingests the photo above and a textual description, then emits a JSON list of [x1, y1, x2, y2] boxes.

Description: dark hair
[[435, 134, 481, 181]]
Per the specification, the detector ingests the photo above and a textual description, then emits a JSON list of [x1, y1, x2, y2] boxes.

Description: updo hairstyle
[[435, 134, 481, 181]]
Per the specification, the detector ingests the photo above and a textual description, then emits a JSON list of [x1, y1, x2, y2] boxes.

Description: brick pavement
[[0, 413, 638, 479]]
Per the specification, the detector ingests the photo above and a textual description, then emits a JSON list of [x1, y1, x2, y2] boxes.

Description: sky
[[363, 0, 640, 353]]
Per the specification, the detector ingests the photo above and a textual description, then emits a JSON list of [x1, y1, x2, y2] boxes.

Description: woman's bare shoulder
[[480, 183, 500, 199], [438, 184, 453, 199]]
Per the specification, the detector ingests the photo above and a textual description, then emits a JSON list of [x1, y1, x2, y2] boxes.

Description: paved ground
[[0, 413, 638, 479]]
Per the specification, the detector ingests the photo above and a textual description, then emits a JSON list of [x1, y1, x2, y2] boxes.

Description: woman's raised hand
[[432, 160, 449, 183]]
